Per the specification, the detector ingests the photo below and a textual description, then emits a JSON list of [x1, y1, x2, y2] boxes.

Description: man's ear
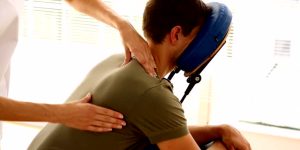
[[169, 26, 182, 44]]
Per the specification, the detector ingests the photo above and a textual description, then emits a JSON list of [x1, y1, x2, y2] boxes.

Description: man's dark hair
[[143, 0, 211, 44]]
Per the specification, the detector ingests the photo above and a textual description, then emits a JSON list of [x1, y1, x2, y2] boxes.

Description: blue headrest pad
[[176, 2, 232, 73]]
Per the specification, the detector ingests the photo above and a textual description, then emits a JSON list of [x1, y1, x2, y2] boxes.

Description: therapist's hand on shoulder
[[119, 21, 157, 77], [57, 93, 126, 132]]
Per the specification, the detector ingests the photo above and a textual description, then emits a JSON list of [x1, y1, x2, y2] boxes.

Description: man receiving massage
[[29, 0, 251, 149]]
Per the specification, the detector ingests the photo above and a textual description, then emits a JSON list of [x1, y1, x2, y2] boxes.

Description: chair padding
[[176, 2, 232, 73]]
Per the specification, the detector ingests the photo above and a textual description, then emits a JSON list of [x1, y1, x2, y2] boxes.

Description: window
[[207, 0, 300, 138]]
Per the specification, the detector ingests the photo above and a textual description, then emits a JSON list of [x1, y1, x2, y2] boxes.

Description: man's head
[[143, 0, 210, 44], [142, 0, 211, 77]]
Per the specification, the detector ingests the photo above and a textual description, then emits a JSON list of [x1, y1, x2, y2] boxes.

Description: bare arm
[[189, 125, 223, 146], [0, 94, 126, 132], [66, 0, 157, 77], [207, 141, 227, 150], [155, 126, 225, 150], [157, 134, 200, 150], [189, 125, 251, 150], [155, 125, 250, 150]]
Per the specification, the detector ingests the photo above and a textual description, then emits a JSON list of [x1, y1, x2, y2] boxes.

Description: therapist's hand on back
[[119, 21, 157, 77], [58, 93, 126, 132]]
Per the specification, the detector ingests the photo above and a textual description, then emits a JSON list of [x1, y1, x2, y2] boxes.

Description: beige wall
[[243, 131, 300, 150]]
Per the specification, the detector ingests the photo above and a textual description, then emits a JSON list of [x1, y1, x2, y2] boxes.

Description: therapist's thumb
[[79, 93, 92, 103], [122, 48, 132, 66]]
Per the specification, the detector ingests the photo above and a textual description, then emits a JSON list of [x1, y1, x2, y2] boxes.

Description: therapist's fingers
[[79, 94, 126, 126], [129, 42, 157, 77], [134, 47, 157, 78], [91, 119, 124, 129], [122, 44, 157, 78], [118, 21, 157, 77], [59, 93, 126, 132], [81, 94, 124, 119], [94, 114, 126, 126], [87, 126, 113, 132]]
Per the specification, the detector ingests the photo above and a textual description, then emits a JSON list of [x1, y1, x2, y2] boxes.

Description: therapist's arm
[[66, 0, 157, 77], [0, 94, 125, 132]]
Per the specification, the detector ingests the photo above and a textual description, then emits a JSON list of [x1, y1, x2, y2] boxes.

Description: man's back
[[28, 54, 188, 150]]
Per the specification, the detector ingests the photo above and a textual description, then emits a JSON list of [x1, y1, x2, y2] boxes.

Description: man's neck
[[150, 44, 177, 79]]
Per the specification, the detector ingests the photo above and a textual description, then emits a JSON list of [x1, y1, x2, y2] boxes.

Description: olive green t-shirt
[[28, 54, 188, 150]]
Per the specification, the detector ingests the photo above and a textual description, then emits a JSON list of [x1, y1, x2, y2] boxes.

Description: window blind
[[22, 0, 102, 44]]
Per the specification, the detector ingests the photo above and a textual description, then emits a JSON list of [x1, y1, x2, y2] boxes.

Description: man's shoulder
[[91, 54, 124, 72], [90, 53, 163, 101], [91, 53, 178, 104], [108, 56, 160, 90]]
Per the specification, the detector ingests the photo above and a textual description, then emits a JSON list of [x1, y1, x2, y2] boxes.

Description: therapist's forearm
[[0, 96, 61, 122], [66, 0, 127, 30]]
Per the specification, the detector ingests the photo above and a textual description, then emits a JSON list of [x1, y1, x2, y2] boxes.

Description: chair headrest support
[[176, 2, 232, 74]]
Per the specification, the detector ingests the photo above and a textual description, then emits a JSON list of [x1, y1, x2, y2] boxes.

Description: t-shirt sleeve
[[129, 85, 189, 144]]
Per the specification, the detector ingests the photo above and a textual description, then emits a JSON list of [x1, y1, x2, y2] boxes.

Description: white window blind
[[274, 39, 291, 57], [22, 0, 113, 44]]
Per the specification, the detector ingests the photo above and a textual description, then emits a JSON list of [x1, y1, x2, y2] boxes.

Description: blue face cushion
[[176, 2, 232, 74], [166, 2, 233, 103]]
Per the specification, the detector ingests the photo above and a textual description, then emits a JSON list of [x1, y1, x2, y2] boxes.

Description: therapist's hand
[[118, 21, 157, 77], [57, 93, 126, 132]]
